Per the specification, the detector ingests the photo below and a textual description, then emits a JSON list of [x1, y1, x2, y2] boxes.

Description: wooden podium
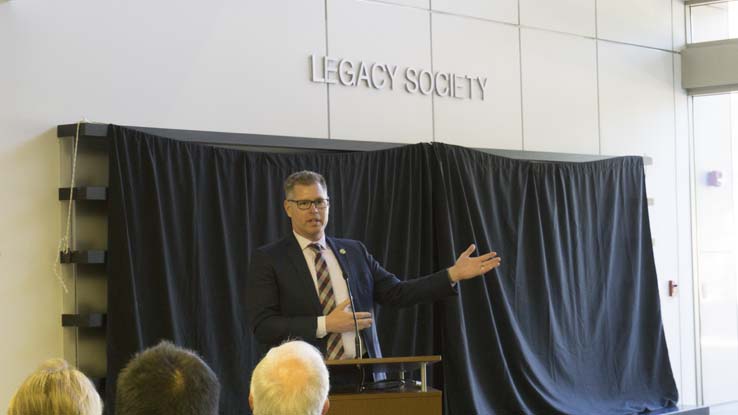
[[325, 355, 442, 415]]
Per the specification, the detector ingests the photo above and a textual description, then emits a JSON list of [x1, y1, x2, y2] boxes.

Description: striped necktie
[[309, 243, 345, 360]]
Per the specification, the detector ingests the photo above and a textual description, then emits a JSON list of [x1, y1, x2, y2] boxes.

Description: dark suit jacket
[[245, 234, 457, 358]]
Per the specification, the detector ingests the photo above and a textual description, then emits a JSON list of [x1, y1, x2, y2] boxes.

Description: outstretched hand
[[447, 244, 501, 283]]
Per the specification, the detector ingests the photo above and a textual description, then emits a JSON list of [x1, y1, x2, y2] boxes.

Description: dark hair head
[[115, 341, 220, 415], [284, 171, 327, 199]]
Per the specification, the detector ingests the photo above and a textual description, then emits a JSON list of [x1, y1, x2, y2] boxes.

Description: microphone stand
[[343, 274, 365, 391]]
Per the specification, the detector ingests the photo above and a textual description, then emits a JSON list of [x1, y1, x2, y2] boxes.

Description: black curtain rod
[[56, 123, 651, 164]]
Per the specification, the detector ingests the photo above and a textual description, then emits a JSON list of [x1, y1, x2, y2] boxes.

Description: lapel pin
[[339, 248, 346, 255]]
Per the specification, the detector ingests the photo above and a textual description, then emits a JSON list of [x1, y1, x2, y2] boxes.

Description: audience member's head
[[249, 340, 330, 415], [7, 358, 102, 415], [115, 340, 220, 415]]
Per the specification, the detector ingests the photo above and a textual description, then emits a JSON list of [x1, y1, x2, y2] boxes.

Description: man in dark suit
[[246, 171, 501, 360]]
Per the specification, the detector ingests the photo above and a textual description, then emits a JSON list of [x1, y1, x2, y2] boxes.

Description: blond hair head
[[7, 358, 102, 415]]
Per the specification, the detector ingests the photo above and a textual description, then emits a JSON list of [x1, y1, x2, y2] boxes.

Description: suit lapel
[[327, 237, 352, 282], [326, 237, 376, 358], [284, 234, 323, 315]]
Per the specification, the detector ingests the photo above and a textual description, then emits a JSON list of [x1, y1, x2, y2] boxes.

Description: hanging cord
[[53, 121, 83, 293]]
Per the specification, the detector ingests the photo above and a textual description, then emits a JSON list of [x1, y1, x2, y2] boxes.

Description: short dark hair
[[115, 341, 220, 415], [284, 171, 327, 199]]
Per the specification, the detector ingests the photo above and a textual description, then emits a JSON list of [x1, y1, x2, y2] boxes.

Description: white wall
[[692, 94, 738, 405], [0, 0, 693, 409]]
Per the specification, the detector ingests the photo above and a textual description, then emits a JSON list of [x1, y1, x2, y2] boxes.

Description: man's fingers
[[477, 251, 498, 261], [358, 319, 373, 329], [482, 256, 501, 265], [482, 257, 501, 265], [354, 312, 372, 319], [480, 257, 501, 272], [458, 244, 476, 259]]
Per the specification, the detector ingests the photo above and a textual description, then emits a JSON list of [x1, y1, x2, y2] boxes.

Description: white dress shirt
[[294, 231, 359, 358]]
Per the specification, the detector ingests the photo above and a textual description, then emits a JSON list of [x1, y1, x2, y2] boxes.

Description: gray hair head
[[250, 340, 330, 415]]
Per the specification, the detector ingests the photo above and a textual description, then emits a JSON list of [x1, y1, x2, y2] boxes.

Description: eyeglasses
[[287, 198, 330, 210]]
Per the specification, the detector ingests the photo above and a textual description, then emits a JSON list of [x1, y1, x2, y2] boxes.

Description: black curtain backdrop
[[107, 125, 677, 414], [431, 144, 678, 414]]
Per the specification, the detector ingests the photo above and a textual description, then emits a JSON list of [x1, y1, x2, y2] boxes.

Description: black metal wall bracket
[[59, 250, 107, 265], [61, 313, 106, 328], [58, 187, 108, 201]]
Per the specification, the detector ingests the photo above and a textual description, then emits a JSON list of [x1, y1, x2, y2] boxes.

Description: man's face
[[284, 182, 329, 241]]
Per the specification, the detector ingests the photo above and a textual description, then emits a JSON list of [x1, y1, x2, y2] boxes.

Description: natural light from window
[[690, 0, 738, 43]]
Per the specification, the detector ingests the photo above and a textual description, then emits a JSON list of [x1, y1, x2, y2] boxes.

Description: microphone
[[342, 272, 363, 360]]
